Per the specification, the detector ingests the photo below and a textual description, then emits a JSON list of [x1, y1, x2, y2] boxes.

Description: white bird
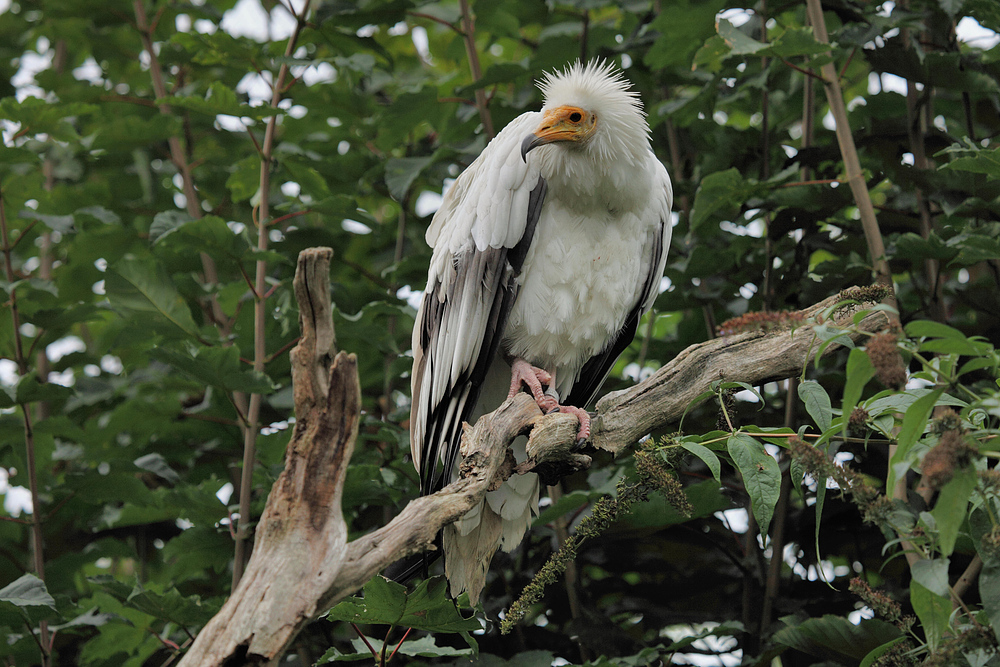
[[409, 60, 672, 603]]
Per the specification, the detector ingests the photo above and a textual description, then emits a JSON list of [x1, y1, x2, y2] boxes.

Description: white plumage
[[410, 61, 672, 602]]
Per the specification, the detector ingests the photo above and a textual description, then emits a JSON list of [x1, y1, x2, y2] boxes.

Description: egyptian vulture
[[410, 60, 672, 603]]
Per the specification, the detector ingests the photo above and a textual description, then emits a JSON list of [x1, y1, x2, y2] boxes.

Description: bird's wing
[[565, 156, 673, 407], [411, 112, 545, 496]]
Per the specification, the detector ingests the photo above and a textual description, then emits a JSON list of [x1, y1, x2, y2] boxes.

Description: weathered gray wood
[[183, 252, 890, 665], [591, 295, 889, 454], [180, 248, 355, 666]]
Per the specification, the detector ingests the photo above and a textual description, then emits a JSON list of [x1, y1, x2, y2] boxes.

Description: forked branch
[[182, 250, 890, 665]]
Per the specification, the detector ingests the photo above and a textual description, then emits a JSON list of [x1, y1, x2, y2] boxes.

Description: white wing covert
[[410, 112, 546, 496]]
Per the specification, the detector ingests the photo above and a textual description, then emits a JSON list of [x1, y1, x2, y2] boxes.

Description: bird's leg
[[507, 358, 558, 412], [506, 359, 590, 446]]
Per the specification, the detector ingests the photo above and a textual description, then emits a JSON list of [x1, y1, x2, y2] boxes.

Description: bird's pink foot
[[507, 359, 590, 445], [508, 359, 557, 411], [556, 405, 591, 446]]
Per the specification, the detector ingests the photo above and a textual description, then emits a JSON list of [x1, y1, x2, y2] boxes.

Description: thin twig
[[232, 0, 311, 589], [0, 190, 49, 666], [407, 11, 463, 33], [133, 0, 226, 327], [457, 0, 494, 138]]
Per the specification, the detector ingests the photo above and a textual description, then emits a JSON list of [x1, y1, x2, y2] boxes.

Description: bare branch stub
[[179, 248, 358, 667]]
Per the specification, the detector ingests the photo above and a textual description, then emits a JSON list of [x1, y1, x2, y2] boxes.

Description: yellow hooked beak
[[520, 105, 596, 161]]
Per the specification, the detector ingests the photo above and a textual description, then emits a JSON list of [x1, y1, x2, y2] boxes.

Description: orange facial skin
[[520, 105, 597, 160]]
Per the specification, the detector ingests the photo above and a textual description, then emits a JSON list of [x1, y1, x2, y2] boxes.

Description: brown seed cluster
[[848, 407, 870, 436], [921, 625, 998, 667], [788, 437, 883, 525], [979, 469, 1000, 496], [635, 449, 694, 518], [849, 578, 913, 632], [921, 429, 979, 491], [716, 310, 806, 336], [866, 331, 907, 390], [836, 284, 892, 306]]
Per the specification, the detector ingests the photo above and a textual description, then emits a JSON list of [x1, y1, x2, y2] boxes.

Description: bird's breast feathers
[[503, 196, 655, 376]]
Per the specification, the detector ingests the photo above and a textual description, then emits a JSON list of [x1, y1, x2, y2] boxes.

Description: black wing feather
[[418, 176, 547, 496]]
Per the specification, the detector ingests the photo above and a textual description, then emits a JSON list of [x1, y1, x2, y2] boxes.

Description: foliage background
[[1, 0, 999, 664]]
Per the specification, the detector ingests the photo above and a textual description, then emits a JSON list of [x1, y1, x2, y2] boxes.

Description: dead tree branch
[[182, 252, 890, 665]]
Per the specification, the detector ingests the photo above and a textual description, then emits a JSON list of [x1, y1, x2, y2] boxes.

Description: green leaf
[[910, 580, 951, 651], [930, 467, 976, 557], [319, 635, 473, 662], [980, 560, 1000, 641], [150, 346, 276, 394], [860, 637, 908, 667], [773, 615, 902, 663], [226, 155, 261, 203], [105, 256, 201, 338], [645, 0, 726, 70], [717, 19, 766, 55], [727, 433, 780, 536], [798, 380, 833, 433], [148, 211, 193, 244], [888, 388, 944, 491], [0, 574, 57, 609], [125, 583, 219, 626], [326, 576, 479, 633], [940, 146, 1000, 178], [690, 168, 761, 229], [162, 81, 281, 119], [682, 442, 721, 482], [385, 156, 435, 201], [841, 348, 875, 440], [19, 210, 75, 233], [134, 453, 181, 485], [910, 558, 951, 598], [533, 489, 589, 526]]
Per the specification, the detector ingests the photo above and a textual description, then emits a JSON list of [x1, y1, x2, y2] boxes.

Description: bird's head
[[520, 60, 649, 165]]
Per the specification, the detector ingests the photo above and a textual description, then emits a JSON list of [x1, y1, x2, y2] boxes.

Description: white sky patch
[[0, 469, 33, 517], [715, 507, 749, 534], [11, 50, 51, 102], [396, 285, 424, 310], [414, 190, 443, 217], [411, 26, 432, 63], [302, 62, 337, 86], [73, 57, 103, 84], [47, 336, 86, 362], [217, 482, 234, 505], [342, 219, 372, 234], [717, 8, 753, 27], [957, 16, 1000, 49], [235, 72, 273, 105], [0, 359, 15, 387], [662, 623, 742, 666], [221, 0, 269, 40], [216, 114, 247, 132]]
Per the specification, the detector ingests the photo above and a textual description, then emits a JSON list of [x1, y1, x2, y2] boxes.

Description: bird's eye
[[569, 112, 582, 123]]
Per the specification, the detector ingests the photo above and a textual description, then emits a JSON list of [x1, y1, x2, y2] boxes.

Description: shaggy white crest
[[538, 60, 649, 166]]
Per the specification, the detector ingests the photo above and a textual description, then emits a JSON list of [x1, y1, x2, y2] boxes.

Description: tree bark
[[182, 251, 891, 665]]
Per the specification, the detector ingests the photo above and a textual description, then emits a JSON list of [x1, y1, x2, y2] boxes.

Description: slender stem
[[457, 0, 494, 138], [133, 0, 226, 326], [804, 0, 898, 322], [232, 0, 310, 589], [0, 190, 49, 666], [953, 555, 983, 608]]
